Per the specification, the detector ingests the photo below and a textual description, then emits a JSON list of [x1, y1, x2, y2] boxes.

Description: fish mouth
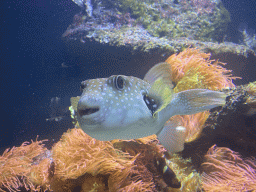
[[78, 107, 100, 116]]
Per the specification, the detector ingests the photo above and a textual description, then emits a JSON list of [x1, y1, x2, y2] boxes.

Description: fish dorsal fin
[[143, 62, 175, 116], [144, 62, 174, 87]]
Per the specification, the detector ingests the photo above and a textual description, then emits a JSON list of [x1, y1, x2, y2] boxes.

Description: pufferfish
[[70, 62, 226, 154]]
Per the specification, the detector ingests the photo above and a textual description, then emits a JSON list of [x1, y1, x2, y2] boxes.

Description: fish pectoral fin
[[70, 96, 81, 120], [70, 96, 80, 112], [169, 89, 227, 116], [157, 120, 186, 154]]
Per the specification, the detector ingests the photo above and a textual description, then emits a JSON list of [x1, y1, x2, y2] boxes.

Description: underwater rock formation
[[63, 0, 254, 56], [181, 81, 256, 168]]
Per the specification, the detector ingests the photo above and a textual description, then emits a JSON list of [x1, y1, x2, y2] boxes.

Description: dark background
[[0, 0, 256, 153]]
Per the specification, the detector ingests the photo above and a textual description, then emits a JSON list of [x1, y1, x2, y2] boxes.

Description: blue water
[[0, 0, 256, 153]]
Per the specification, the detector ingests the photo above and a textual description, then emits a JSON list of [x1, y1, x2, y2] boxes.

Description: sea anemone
[[51, 128, 152, 191], [1, 128, 205, 191], [0, 139, 47, 192], [165, 48, 237, 142], [165, 48, 236, 91], [201, 145, 256, 192]]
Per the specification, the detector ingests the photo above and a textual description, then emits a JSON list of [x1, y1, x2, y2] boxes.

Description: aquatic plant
[[201, 145, 256, 192]]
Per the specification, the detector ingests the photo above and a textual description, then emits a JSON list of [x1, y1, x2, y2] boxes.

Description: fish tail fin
[[157, 120, 186, 154], [169, 89, 226, 116]]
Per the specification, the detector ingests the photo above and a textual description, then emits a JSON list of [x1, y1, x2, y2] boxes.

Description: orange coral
[[201, 145, 256, 192], [52, 129, 134, 178], [0, 139, 47, 192], [165, 48, 237, 142], [165, 48, 236, 90], [1, 128, 187, 191], [51, 128, 161, 191]]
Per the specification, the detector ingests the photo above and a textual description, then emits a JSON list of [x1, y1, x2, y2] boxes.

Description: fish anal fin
[[157, 120, 186, 154]]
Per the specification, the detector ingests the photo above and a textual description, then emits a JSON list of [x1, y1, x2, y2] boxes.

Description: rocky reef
[[182, 81, 256, 167], [63, 0, 254, 56]]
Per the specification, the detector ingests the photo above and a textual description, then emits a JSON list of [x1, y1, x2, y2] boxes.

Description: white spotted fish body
[[71, 62, 227, 153], [75, 75, 163, 141]]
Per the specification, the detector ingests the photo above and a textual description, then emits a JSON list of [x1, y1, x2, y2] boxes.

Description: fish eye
[[114, 75, 125, 90], [80, 82, 87, 91]]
